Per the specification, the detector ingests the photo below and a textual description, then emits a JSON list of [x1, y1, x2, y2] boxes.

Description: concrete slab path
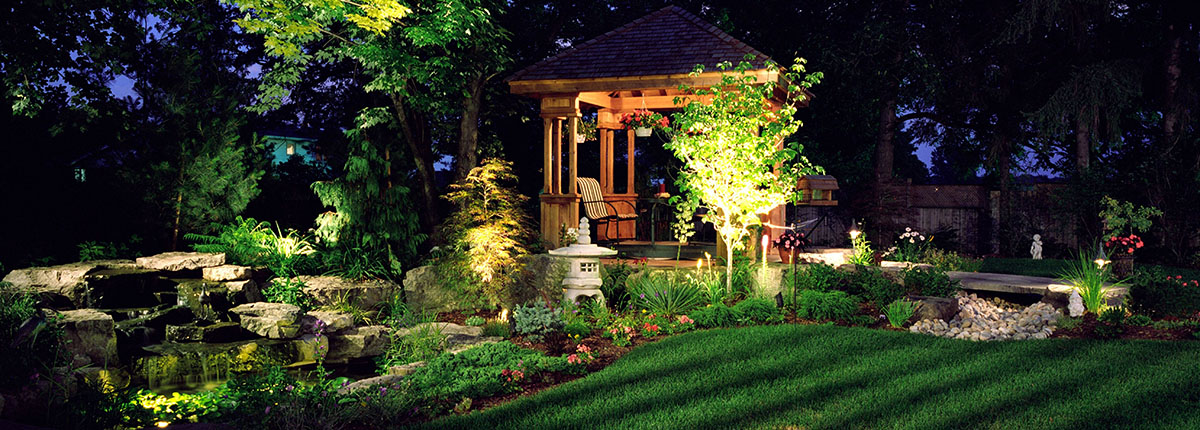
[[948, 271, 1127, 307]]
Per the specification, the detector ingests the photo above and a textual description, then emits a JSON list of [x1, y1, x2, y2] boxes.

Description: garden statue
[[1030, 234, 1043, 260], [1068, 289, 1085, 317], [548, 218, 616, 303]]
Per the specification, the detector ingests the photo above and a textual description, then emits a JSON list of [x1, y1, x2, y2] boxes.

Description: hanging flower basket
[[621, 109, 668, 138], [575, 133, 587, 143]]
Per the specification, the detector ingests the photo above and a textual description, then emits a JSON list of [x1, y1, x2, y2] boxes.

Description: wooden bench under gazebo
[[507, 6, 812, 249]]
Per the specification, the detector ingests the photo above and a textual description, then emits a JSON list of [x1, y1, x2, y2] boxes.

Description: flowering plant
[[771, 230, 809, 250], [641, 322, 661, 337], [566, 343, 594, 367], [1106, 234, 1144, 256], [1099, 196, 1161, 250], [604, 322, 637, 347], [883, 227, 931, 263], [620, 109, 668, 129], [500, 368, 526, 388]]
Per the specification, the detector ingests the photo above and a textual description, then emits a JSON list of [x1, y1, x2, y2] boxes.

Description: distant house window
[[74, 168, 86, 183], [286, 142, 296, 155]]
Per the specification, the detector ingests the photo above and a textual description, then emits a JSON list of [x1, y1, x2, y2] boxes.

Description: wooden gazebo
[[508, 6, 810, 246]]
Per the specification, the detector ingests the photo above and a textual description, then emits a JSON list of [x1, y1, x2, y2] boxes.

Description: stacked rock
[[910, 292, 1061, 341]]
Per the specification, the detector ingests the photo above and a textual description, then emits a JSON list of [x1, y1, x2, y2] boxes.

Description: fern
[[183, 216, 271, 266]]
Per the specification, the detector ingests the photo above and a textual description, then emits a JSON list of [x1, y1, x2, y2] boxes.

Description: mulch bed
[[1052, 313, 1198, 341]]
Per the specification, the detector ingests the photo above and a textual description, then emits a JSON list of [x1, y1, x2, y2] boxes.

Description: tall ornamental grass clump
[[1058, 251, 1124, 313]]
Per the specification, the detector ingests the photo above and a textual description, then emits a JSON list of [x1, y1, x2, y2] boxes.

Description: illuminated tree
[[667, 58, 822, 294]]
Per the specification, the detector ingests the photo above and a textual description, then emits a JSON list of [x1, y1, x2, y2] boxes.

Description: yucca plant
[[630, 272, 703, 316], [883, 299, 918, 328], [1058, 251, 1125, 313]]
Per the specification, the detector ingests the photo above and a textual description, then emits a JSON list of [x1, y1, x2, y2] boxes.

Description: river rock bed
[[910, 292, 1061, 341]]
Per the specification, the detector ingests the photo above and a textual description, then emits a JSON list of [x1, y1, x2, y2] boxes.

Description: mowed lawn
[[418, 324, 1200, 430], [978, 257, 1200, 280]]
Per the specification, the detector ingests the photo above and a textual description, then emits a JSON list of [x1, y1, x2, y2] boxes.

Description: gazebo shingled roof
[[508, 6, 769, 82], [508, 6, 804, 246]]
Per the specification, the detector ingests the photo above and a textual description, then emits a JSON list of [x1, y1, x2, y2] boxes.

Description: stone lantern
[[549, 218, 617, 303]]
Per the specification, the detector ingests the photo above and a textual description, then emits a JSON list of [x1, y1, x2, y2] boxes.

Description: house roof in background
[[507, 6, 771, 82]]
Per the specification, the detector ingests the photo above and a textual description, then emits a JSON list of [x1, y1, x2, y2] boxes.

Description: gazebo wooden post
[[552, 119, 562, 193], [599, 129, 609, 193], [626, 129, 635, 193], [542, 117, 554, 193], [605, 129, 615, 193], [568, 115, 579, 195], [541, 117, 555, 241]]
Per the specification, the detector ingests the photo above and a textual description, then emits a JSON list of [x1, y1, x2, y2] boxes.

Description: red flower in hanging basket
[[620, 109, 668, 129]]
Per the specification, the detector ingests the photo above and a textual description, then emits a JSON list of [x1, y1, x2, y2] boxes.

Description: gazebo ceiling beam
[[510, 70, 778, 96], [579, 94, 715, 112]]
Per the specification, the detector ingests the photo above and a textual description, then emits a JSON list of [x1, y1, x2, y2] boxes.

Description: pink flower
[[568, 354, 581, 364], [678, 315, 694, 324], [577, 344, 591, 354]]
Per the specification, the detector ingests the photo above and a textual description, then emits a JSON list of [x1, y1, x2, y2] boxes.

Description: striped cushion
[[576, 177, 610, 219]]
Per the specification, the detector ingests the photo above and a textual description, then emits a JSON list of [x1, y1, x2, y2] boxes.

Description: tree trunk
[[454, 72, 486, 183], [874, 6, 906, 185], [1163, 23, 1182, 151], [1073, 105, 1093, 170], [390, 93, 439, 232], [875, 92, 898, 183], [171, 152, 186, 251]]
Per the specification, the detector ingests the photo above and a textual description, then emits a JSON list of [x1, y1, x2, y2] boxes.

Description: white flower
[[909, 238, 915, 243], [919, 235, 925, 241], [905, 227, 912, 232]]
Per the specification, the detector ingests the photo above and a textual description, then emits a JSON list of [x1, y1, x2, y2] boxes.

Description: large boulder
[[136, 252, 225, 272], [301, 310, 356, 334], [82, 268, 168, 309], [226, 279, 264, 303], [202, 265, 253, 282], [513, 254, 569, 304], [339, 374, 405, 394], [402, 266, 462, 314], [295, 276, 399, 310], [2, 260, 137, 307], [392, 322, 481, 338], [58, 309, 119, 367], [909, 295, 960, 322], [327, 325, 390, 360], [164, 322, 247, 343], [230, 302, 302, 339], [114, 305, 195, 351]]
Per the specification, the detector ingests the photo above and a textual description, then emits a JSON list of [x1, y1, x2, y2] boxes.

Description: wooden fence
[[785, 184, 1078, 256]]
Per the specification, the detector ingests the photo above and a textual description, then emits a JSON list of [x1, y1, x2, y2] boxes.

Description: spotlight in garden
[[849, 228, 861, 240], [1094, 243, 1110, 269]]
